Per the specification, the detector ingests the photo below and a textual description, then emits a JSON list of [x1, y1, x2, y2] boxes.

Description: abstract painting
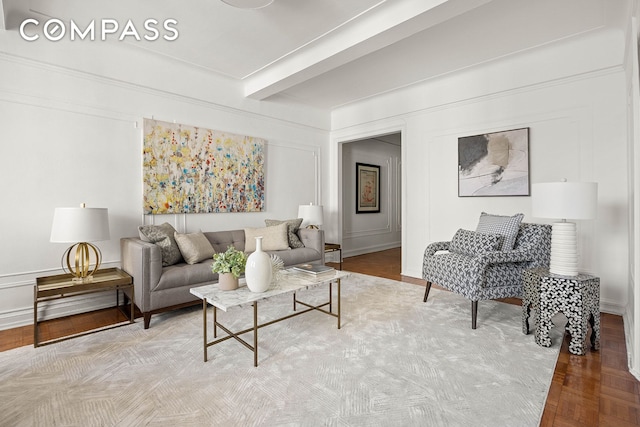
[[356, 163, 380, 213], [143, 119, 265, 214], [458, 128, 529, 197]]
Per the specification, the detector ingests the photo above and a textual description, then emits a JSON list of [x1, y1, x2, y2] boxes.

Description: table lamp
[[298, 203, 324, 229], [50, 203, 110, 282], [531, 180, 597, 276]]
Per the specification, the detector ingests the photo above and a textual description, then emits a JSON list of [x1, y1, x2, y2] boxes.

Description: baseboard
[[402, 268, 422, 279], [0, 292, 121, 331], [600, 299, 626, 316], [342, 242, 400, 259], [622, 304, 640, 381]]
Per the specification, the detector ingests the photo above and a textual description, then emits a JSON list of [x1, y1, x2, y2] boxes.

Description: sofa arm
[[424, 241, 451, 257], [298, 228, 325, 264], [120, 237, 163, 313]]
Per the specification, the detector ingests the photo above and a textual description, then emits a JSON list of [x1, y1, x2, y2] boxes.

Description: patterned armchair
[[422, 222, 552, 329]]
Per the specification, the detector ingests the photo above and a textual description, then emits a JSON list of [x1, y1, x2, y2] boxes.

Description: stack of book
[[291, 264, 335, 277]]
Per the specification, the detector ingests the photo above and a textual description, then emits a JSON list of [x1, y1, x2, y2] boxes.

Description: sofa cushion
[[475, 212, 524, 251], [244, 223, 289, 252], [174, 231, 216, 265], [155, 261, 217, 291], [203, 230, 246, 253], [138, 223, 183, 266], [449, 229, 503, 256], [264, 218, 304, 248]]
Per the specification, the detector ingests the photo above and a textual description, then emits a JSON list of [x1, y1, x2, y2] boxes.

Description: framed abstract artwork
[[142, 118, 266, 214], [458, 127, 530, 197], [356, 162, 380, 213]]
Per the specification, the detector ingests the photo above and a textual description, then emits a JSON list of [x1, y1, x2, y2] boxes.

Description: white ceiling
[[2, 0, 618, 109]]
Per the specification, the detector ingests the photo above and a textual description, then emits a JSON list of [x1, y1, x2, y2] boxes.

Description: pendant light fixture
[[221, 0, 274, 9]]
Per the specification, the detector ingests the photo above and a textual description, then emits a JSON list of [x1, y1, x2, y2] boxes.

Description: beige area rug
[[0, 273, 561, 426]]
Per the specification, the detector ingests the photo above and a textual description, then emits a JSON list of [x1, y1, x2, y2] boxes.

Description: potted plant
[[211, 246, 247, 291]]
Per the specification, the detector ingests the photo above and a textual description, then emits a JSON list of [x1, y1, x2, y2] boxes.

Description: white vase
[[245, 236, 272, 293]]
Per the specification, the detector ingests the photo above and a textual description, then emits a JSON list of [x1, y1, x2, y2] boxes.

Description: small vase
[[218, 272, 239, 291], [245, 236, 272, 293]]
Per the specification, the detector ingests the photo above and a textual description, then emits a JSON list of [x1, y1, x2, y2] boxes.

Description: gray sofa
[[121, 228, 325, 328]]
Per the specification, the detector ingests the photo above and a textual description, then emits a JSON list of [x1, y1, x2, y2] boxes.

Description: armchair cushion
[[476, 212, 524, 251], [449, 229, 503, 256]]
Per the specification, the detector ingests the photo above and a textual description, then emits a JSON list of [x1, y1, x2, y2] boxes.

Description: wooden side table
[[522, 267, 600, 355], [325, 243, 342, 270], [34, 268, 134, 347]]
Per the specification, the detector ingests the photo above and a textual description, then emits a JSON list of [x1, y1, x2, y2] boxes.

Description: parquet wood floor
[[1, 247, 638, 426]]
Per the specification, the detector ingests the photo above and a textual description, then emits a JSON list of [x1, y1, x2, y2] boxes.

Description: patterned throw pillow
[[138, 223, 184, 266], [449, 229, 503, 256], [475, 212, 524, 251], [264, 218, 304, 248], [174, 231, 216, 265]]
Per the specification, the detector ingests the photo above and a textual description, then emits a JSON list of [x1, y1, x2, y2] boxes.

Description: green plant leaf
[[211, 245, 247, 278]]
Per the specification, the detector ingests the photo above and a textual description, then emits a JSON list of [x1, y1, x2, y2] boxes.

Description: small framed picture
[[458, 127, 530, 197], [356, 163, 380, 213]]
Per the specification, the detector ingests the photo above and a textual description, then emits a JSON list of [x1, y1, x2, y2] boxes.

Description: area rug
[[0, 273, 561, 426]]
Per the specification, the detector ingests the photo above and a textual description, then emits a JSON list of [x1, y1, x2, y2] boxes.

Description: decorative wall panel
[[143, 119, 265, 214]]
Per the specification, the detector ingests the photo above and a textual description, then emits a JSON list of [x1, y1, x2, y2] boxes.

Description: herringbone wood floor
[[2, 248, 639, 426]]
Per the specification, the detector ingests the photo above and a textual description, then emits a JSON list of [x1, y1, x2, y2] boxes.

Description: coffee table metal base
[[202, 279, 341, 366]]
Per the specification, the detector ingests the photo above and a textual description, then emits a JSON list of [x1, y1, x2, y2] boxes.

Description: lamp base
[[71, 275, 94, 284], [62, 242, 102, 281], [549, 222, 579, 276]]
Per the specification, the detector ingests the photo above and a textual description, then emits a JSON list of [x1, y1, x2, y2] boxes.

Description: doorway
[[340, 132, 402, 259]]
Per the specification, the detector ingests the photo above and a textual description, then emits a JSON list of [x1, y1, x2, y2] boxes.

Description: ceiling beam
[[243, 0, 492, 101]]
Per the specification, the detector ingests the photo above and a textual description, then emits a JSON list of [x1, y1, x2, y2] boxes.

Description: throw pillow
[[174, 231, 216, 265], [138, 223, 183, 266], [264, 218, 304, 248], [475, 212, 524, 251], [449, 229, 503, 257], [244, 223, 289, 252]]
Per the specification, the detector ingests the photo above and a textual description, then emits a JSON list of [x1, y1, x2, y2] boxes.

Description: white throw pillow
[[174, 231, 216, 265], [244, 223, 289, 252], [264, 218, 304, 248]]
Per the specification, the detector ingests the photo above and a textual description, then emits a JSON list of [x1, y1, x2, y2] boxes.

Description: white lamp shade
[[531, 182, 598, 220], [50, 207, 110, 243], [297, 204, 324, 228]]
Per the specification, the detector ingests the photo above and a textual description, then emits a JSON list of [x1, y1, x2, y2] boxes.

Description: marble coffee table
[[190, 268, 350, 366]]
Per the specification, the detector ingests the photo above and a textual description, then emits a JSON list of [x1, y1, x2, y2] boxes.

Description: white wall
[[341, 138, 401, 257], [624, 6, 640, 381], [0, 30, 330, 330], [331, 28, 630, 315]]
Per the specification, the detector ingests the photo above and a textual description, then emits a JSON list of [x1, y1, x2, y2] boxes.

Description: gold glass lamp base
[[62, 242, 102, 283]]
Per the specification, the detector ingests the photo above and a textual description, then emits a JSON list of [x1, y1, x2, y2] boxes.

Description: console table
[[34, 268, 134, 347], [522, 267, 600, 355]]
